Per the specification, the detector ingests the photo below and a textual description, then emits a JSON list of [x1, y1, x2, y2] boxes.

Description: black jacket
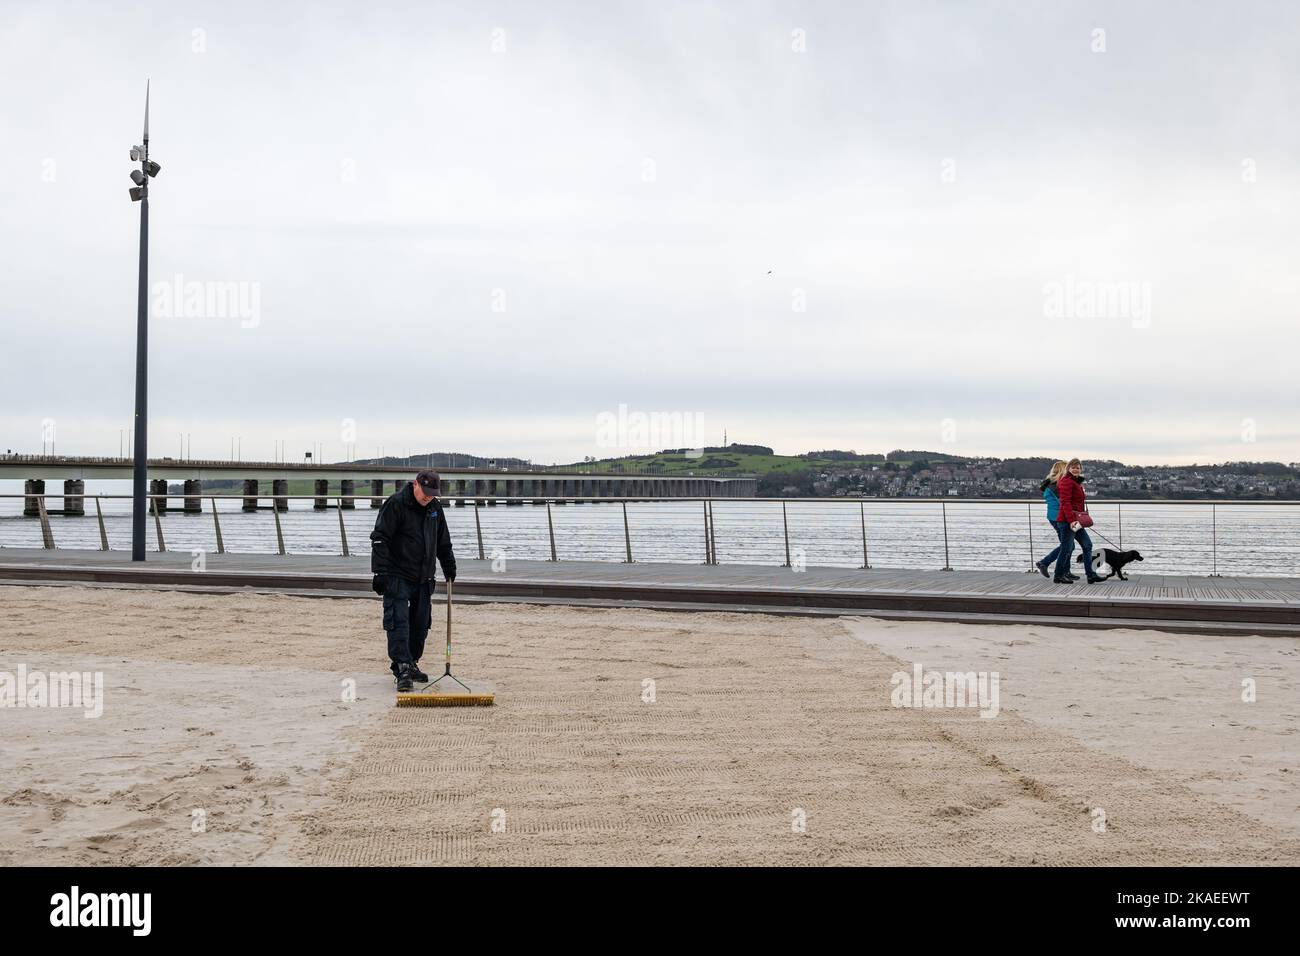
[[370, 483, 456, 584]]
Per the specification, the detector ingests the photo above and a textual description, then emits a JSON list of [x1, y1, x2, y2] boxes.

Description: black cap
[[415, 470, 441, 495]]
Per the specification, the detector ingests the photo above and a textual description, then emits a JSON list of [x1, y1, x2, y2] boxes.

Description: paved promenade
[[1, 547, 1297, 634]]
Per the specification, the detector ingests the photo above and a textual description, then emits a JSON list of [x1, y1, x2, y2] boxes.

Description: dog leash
[[1080, 503, 1123, 551], [1087, 527, 1122, 550]]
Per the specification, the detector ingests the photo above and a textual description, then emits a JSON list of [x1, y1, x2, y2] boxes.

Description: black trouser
[[383, 576, 432, 676]]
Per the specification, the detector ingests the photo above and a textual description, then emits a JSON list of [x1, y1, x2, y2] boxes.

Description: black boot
[[408, 662, 429, 683], [395, 663, 415, 693], [1052, 575, 1073, 584], [1035, 561, 1050, 578]]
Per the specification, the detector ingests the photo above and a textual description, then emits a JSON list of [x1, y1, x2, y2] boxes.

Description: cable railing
[[3, 493, 1299, 578]]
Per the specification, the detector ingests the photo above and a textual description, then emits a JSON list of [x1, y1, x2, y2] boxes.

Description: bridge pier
[[314, 479, 329, 510], [272, 479, 289, 511], [340, 479, 355, 509], [183, 479, 202, 514], [531, 479, 545, 505], [242, 479, 259, 511], [151, 481, 171, 512], [62, 479, 85, 516], [23, 479, 44, 517], [370, 479, 384, 507], [506, 479, 522, 505]]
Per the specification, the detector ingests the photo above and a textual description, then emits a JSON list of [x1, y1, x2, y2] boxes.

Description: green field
[[551, 449, 906, 478]]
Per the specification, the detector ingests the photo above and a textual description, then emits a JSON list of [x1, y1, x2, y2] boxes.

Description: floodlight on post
[[127, 80, 157, 560]]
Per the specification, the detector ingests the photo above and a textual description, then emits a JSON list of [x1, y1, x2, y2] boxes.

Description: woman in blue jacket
[[1034, 461, 1076, 579]]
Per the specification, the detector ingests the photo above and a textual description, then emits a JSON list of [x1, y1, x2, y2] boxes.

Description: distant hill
[[885, 449, 972, 463], [661, 443, 773, 456]]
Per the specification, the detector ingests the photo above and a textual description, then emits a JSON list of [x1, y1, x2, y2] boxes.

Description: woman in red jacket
[[1053, 458, 1104, 583]]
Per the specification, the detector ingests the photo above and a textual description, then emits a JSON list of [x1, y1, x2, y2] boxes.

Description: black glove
[[445, 568, 456, 584], [371, 574, 388, 595]]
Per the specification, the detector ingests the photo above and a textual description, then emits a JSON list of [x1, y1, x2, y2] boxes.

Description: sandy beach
[[0, 584, 1296, 866]]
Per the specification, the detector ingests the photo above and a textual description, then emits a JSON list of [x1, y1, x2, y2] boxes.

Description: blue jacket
[[1042, 485, 1060, 523]]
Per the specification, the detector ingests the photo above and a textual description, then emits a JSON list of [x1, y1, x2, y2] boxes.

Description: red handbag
[[1077, 512, 1094, 528]]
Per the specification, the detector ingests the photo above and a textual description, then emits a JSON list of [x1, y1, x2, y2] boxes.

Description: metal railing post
[[781, 501, 791, 567], [210, 497, 225, 554], [271, 499, 286, 556], [336, 497, 350, 557], [940, 501, 953, 571], [150, 495, 166, 552], [702, 500, 711, 564], [1117, 503, 1123, 550], [37, 496, 55, 549], [622, 501, 633, 563], [546, 502, 558, 561], [709, 500, 719, 565], [860, 501, 870, 569], [94, 496, 109, 551], [1026, 502, 1035, 572], [474, 504, 485, 560], [1211, 503, 1218, 577]]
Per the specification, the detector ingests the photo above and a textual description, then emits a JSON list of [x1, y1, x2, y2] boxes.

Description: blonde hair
[[1045, 460, 1068, 483]]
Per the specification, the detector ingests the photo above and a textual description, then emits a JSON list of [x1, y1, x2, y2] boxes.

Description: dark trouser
[[1051, 521, 1075, 579], [1038, 520, 1062, 569], [1073, 528, 1096, 577], [1052, 523, 1097, 579], [384, 576, 432, 675]]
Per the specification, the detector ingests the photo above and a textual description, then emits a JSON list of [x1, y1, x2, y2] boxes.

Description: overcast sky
[[2, 0, 1298, 466]]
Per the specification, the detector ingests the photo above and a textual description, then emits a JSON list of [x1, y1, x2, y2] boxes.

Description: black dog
[[1076, 548, 1143, 580]]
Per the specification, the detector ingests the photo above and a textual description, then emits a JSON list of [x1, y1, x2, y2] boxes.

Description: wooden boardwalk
[[1, 547, 1298, 635]]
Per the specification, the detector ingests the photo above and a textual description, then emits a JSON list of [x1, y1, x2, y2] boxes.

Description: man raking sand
[[369, 471, 457, 692]]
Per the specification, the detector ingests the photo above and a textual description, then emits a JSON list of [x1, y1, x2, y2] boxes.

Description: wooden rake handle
[[445, 579, 453, 667]]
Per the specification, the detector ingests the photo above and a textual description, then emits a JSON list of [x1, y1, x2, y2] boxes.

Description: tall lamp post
[[128, 81, 161, 561]]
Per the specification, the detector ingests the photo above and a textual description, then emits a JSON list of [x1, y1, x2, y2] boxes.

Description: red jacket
[[1056, 473, 1087, 524]]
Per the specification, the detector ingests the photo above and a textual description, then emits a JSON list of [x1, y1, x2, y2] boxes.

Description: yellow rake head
[[396, 690, 495, 707], [395, 583, 495, 706]]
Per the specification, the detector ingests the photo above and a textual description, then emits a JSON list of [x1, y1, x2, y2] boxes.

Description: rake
[[396, 580, 495, 707]]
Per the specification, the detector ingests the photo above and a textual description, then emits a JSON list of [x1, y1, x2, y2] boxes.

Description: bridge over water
[[1, 455, 757, 514]]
